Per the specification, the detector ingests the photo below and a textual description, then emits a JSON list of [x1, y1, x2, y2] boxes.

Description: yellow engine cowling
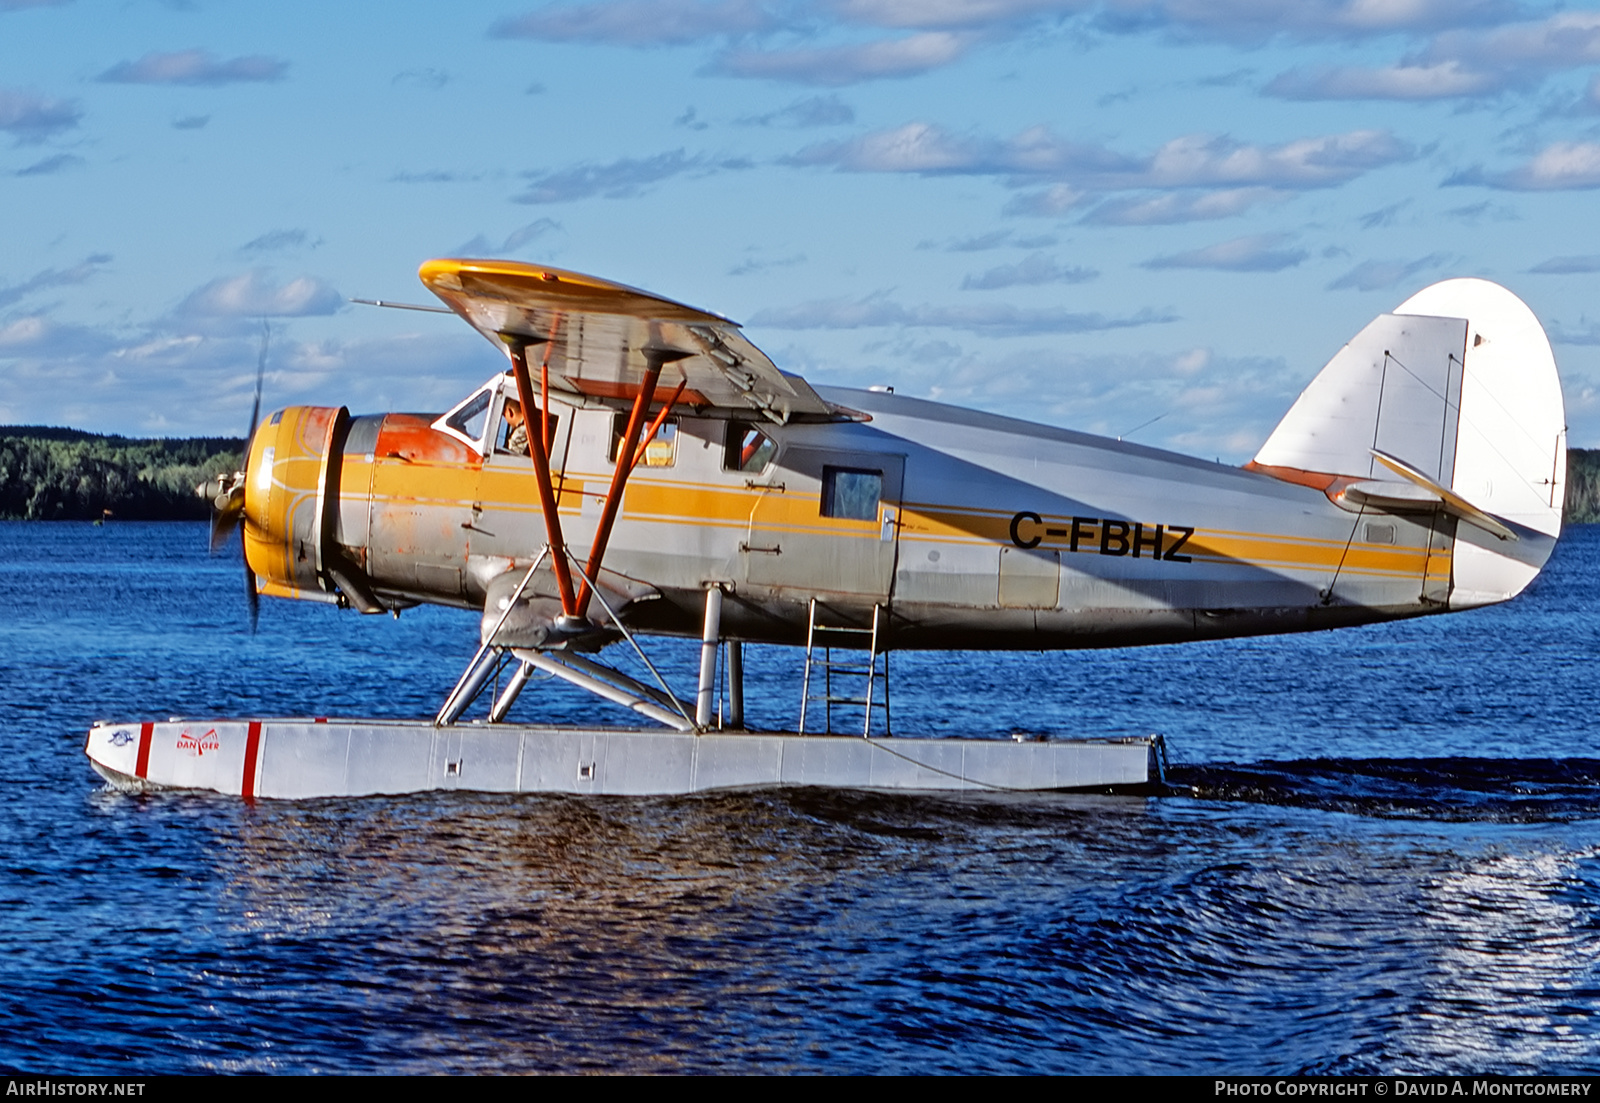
[[243, 405, 350, 604]]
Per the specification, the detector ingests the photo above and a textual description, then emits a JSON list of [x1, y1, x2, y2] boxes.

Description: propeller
[[199, 322, 269, 632]]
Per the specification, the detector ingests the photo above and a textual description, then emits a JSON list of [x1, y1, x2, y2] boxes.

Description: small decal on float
[[176, 728, 221, 757]]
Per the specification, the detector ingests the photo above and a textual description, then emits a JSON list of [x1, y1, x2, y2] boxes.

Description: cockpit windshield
[[439, 387, 493, 446]]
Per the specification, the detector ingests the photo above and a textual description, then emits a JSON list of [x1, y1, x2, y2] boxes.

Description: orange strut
[[538, 315, 559, 456], [507, 337, 578, 617], [574, 356, 666, 619], [631, 377, 687, 472]]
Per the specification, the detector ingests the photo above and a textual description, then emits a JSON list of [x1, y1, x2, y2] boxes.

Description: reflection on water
[[1, 523, 1599, 1072]]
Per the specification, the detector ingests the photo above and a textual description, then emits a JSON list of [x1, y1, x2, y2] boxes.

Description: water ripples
[[2, 523, 1599, 1072]]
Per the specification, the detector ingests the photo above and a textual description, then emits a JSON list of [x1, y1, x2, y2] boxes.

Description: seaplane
[[85, 259, 1567, 799]]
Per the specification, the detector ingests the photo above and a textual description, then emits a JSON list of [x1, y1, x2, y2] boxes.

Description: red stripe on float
[[136, 722, 153, 779], [241, 721, 263, 799]]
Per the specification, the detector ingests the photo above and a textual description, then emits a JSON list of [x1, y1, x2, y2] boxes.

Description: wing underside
[[420, 258, 837, 423]]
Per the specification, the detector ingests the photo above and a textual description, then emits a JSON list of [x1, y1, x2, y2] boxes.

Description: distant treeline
[[0, 427, 242, 521], [1, 426, 1598, 525], [1571, 448, 1600, 524]]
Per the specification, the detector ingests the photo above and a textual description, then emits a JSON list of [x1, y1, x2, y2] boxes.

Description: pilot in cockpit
[[501, 399, 529, 456]]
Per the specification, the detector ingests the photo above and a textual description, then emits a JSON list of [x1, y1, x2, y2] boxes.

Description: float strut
[[488, 660, 535, 723], [437, 648, 504, 726], [696, 585, 723, 729]]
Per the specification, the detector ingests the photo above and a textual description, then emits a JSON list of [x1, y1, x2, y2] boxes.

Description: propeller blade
[[245, 560, 260, 635], [247, 322, 268, 447], [240, 322, 268, 634], [209, 509, 235, 553], [199, 319, 272, 631]]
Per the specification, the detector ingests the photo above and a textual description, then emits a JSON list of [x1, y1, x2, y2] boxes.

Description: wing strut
[[573, 347, 690, 619], [505, 335, 579, 617]]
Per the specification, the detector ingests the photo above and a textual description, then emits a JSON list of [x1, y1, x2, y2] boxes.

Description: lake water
[[1, 521, 1598, 1074]]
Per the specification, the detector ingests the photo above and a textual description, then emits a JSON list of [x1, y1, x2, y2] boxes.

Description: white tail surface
[[1256, 278, 1566, 608]]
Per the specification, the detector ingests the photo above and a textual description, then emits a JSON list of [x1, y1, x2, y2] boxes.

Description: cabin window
[[609, 412, 678, 467], [496, 401, 559, 456], [444, 390, 492, 444], [724, 421, 776, 473], [821, 466, 882, 521]]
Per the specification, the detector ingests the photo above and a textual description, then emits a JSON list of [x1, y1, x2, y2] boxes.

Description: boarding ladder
[[799, 599, 890, 737]]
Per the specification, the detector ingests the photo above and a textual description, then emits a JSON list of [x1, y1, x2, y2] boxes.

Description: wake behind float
[[87, 258, 1564, 800]]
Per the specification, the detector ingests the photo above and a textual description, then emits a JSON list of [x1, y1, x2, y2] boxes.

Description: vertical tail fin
[[1253, 278, 1565, 607]]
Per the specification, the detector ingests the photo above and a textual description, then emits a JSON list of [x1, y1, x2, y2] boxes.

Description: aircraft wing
[[420, 258, 836, 423]]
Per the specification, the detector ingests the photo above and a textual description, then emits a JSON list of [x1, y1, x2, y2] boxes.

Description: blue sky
[[3, 0, 1600, 461]]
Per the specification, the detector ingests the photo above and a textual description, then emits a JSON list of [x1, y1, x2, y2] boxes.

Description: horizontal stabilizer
[[1368, 449, 1517, 542]]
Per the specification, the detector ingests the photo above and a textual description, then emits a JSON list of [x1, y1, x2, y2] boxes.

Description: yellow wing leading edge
[[419, 258, 838, 423]]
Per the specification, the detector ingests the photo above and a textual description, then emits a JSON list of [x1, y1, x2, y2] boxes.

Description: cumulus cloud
[[1426, 11, 1600, 73], [1099, 0, 1518, 45], [177, 271, 343, 318], [1143, 130, 1413, 188], [1327, 254, 1448, 292], [739, 94, 856, 127], [793, 122, 1412, 191], [749, 292, 1174, 336], [0, 314, 120, 358], [0, 318, 496, 436], [97, 49, 288, 86], [1457, 141, 1600, 190], [172, 114, 209, 130], [961, 252, 1097, 288], [710, 31, 973, 84], [0, 88, 81, 143], [489, 0, 1514, 56], [1003, 185, 1090, 217], [886, 341, 1293, 463], [1141, 232, 1307, 272], [514, 149, 748, 202], [1265, 60, 1503, 100], [15, 152, 82, 176], [491, 0, 777, 45], [0, 254, 112, 309], [1080, 186, 1284, 224], [790, 120, 1139, 177], [1274, 11, 1600, 106], [1546, 319, 1600, 346]]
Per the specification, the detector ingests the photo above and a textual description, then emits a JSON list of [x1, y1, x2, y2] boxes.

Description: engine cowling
[[242, 405, 350, 604]]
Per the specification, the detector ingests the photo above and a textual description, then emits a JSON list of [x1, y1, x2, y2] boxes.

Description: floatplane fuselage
[[85, 261, 1567, 799]]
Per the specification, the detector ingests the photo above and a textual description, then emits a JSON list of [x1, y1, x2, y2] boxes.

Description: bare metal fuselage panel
[[247, 380, 1539, 651]]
